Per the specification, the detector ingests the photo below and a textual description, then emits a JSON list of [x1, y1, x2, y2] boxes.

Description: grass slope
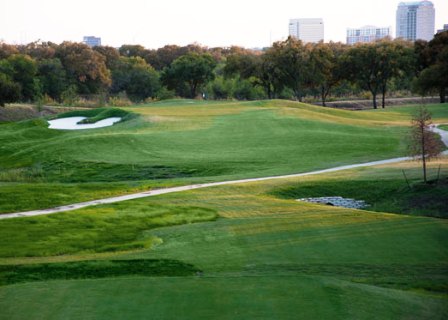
[[0, 159, 447, 319], [1, 101, 447, 213]]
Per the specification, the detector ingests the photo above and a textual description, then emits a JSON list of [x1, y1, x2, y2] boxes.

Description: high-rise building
[[396, 1, 435, 41], [346, 26, 392, 45], [83, 36, 101, 47], [437, 24, 448, 33], [288, 18, 324, 43]]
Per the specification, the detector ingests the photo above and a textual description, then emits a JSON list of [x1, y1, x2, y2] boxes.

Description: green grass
[[52, 107, 137, 123], [0, 259, 199, 286], [0, 159, 447, 318], [371, 104, 448, 120], [0, 181, 177, 213], [0, 203, 217, 257], [272, 170, 448, 218], [2, 101, 447, 213], [1, 101, 448, 319], [1, 276, 446, 320]]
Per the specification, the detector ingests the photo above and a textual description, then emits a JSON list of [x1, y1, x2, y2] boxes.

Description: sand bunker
[[48, 117, 121, 130]]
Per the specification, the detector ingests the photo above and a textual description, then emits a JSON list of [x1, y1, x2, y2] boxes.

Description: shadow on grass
[[271, 177, 448, 218], [0, 259, 200, 286]]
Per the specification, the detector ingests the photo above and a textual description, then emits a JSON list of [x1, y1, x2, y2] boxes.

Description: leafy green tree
[[37, 58, 68, 100], [118, 45, 147, 58], [223, 52, 259, 79], [111, 57, 160, 102], [268, 37, 310, 101], [223, 50, 271, 99], [61, 84, 78, 106], [342, 43, 383, 109], [207, 76, 233, 100], [21, 41, 57, 60], [256, 53, 284, 99], [162, 52, 216, 98], [309, 42, 346, 106], [233, 77, 267, 100], [414, 31, 448, 103], [376, 39, 415, 108], [0, 73, 21, 106], [0, 43, 19, 59], [93, 46, 121, 69], [56, 42, 111, 94], [1, 54, 41, 102], [146, 45, 183, 71]]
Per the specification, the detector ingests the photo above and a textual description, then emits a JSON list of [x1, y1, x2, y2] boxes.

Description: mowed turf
[[0, 159, 447, 319], [1, 100, 447, 213]]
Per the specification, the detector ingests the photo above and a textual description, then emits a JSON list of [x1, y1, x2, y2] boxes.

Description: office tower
[[437, 24, 448, 33], [83, 36, 101, 47], [346, 26, 392, 44], [396, 1, 435, 41], [288, 18, 324, 43]]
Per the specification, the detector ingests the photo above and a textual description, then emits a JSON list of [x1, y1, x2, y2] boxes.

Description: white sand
[[48, 117, 121, 130]]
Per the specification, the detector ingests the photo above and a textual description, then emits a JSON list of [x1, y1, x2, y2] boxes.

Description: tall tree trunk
[[381, 85, 386, 108], [421, 124, 427, 183], [440, 87, 446, 103], [422, 154, 427, 183], [321, 86, 326, 107], [372, 92, 377, 109], [190, 82, 197, 99]]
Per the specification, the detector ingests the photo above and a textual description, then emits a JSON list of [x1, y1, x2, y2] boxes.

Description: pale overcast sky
[[1, 0, 447, 48]]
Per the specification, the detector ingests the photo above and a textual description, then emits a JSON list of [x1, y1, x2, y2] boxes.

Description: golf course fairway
[[0, 100, 447, 319]]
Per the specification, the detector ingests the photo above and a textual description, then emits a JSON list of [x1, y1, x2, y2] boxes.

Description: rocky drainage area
[[297, 196, 369, 209]]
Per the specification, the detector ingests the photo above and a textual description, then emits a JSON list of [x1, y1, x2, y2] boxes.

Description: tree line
[[0, 31, 447, 108]]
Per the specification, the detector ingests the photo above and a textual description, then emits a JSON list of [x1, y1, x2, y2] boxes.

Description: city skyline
[[346, 25, 392, 45], [1, 0, 447, 49], [289, 18, 324, 43], [396, 1, 435, 41]]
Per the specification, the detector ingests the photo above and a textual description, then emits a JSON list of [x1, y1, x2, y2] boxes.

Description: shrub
[[61, 85, 78, 106], [108, 91, 133, 107]]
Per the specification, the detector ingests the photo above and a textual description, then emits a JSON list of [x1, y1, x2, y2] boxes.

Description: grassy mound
[[52, 107, 137, 123], [0, 204, 217, 257]]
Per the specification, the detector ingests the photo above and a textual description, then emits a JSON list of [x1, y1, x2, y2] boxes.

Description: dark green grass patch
[[245, 263, 448, 293], [40, 161, 202, 183], [52, 107, 137, 123], [272, 177, 448, 218], [0, 259, 199, 286], [0, 204, 217, 257], [1, 276, 446, 320]]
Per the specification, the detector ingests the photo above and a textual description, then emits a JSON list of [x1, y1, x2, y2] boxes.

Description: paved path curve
[[1, 125, 447, 220]]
